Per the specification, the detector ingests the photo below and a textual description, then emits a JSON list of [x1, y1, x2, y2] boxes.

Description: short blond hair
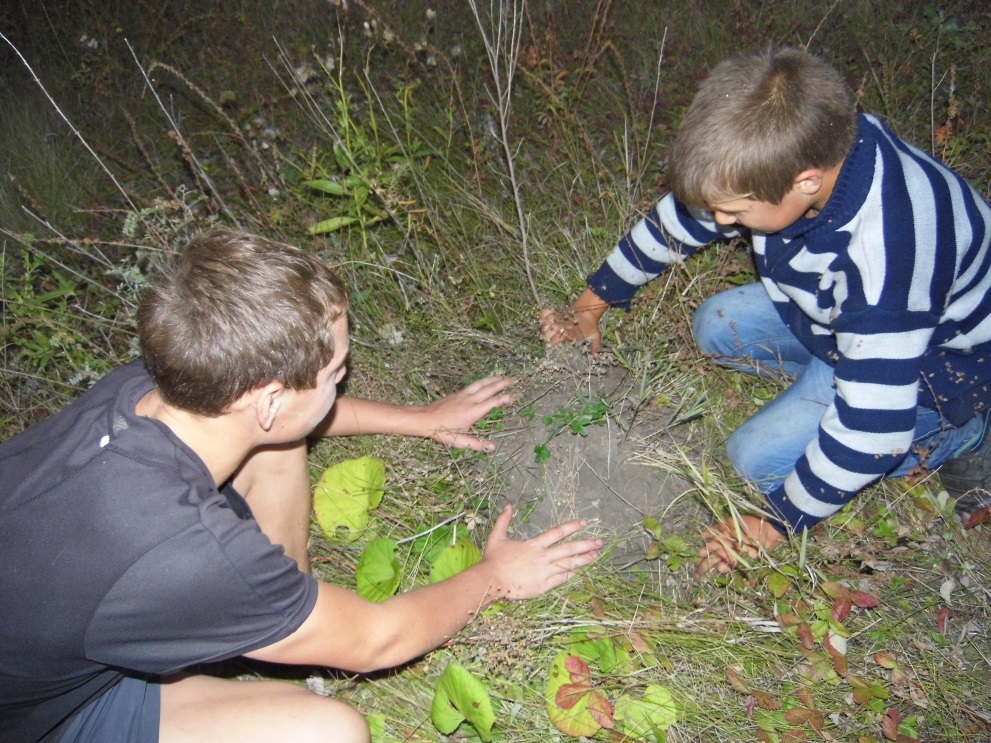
[[669, 47, 856, 207], [138, 229, 348, 416]]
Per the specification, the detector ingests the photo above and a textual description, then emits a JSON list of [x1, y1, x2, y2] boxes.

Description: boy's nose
[[713, 211, 737, 226]]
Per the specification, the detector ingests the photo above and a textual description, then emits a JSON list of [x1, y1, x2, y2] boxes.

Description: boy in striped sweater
[[540, 47, 991, 576]]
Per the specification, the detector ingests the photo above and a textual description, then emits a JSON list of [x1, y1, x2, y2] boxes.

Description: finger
[[433, 430, 495, 453], [534, 518, 589, 547], [462, 375, 512, 397], [487, 504, 513, 544], [553, 550, 600, 572]]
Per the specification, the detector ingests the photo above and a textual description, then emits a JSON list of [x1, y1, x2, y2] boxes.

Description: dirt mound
[[487, 347, 699, 568]]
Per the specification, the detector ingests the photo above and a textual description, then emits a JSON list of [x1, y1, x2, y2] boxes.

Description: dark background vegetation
[[2, 2, 989, 741]]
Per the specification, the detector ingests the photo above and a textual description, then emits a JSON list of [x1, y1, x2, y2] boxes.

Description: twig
[[125, 40, 241, 226], [468, 0, 540, 305]]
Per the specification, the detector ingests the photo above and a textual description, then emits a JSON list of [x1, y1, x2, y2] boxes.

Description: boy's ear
[[256, 382, 285, 431], [794, 169, 825, 196]]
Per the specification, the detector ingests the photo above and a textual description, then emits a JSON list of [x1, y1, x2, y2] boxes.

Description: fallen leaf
[[832, 597, 853, 622], [874, 652, 898, 669], [726, 664, 750, 694], [937, 606, 951, 635], [753, 690, 782, 710], [797, 622, 816, 651], [586, 690, 615, 729], [850, 590, 879, 608]]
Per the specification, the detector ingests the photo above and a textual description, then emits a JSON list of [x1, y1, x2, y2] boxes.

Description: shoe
[[939, 412, 991, 527]]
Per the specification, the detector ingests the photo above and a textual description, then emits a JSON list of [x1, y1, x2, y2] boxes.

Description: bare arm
[[539, 287, 610, 354], [310, 376, 516, 452], [246, 506, 602, 672]]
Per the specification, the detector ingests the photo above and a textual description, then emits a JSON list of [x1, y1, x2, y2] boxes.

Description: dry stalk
[[468, 0, 539, 304]]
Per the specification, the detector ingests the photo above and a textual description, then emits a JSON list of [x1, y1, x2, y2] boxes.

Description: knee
[[692, 291, 741, 357], [322, 701, 370, 743], [725, 423, 778, 490], [296, 697, 369, 743]]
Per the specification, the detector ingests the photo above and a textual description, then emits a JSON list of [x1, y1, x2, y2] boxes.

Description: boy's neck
[[136, 388, 256, 485], [810, 159, 844, 215]]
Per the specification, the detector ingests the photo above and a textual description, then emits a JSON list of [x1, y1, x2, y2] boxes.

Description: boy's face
[[708, 189, 816, 234], [273, 316, 350, 439], [707, 167, 835, 234]]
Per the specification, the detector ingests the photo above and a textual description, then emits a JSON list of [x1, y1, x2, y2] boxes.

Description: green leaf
[[430, 664, 495, 741], [312, 457, 385, 542], [767, 571, 792, 598], [545, 652, 602, 737], [309, 215, 361, 234], [534, 444, 550, 463], [304, 178, 348, 196], [430, 540, 483, 583], [355, 539, 401, 602], [614, 685, 680, 742]]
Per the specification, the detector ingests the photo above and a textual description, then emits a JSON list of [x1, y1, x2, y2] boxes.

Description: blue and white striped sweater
[[587, 114, 991, 532]]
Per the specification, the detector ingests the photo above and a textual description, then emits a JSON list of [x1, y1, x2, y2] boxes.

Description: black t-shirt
[[0, 362, 318, 743]]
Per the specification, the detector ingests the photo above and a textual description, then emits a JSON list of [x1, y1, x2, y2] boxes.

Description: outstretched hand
[[482, 505, 602, 600], [421, 375, 516, 452], [695, 514, 786, 578], [539, 288, 608, 355]]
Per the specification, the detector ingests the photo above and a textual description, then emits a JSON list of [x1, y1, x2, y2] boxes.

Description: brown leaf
[[782, 731, 809, 742], [754, 690, 783, 710], [821, 581, 850, 600], [874, 652, 898, 669], [726, 664, 751, 694], [744, 695, 756, 719], [776, 612, 802, 628], [586, 690, 615, 729], [797, 622, 816, 651], [784, 706, 817, 724], [832, 597, 853, 622], [590, 595, 606, 619], [796, 686, 817, 710]]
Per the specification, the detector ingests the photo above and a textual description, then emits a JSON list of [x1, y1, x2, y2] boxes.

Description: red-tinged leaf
[[754, 690, 782, 710], [850, 590, 879, 608], [586, 690, 615, 729], [964, 505, 991, 529], [874, 652, 898, 669], [784, 706, 818, 724], [882, 708, 901, 740], [782, 730, 809, 743], [757, 730, 775, 743], [823, 636, 848, 677], [797, 622, 816, 650], [821, 581, 850, 600], [796, 686, 817, 710], [726, 665, 751, 694], [937, 606, 951, 635], [777, 612, 802, 628], [744, 695, 756, 719], [556, 682, 592, 709], [564, 655, 592, 684], [832, 597, 853, 622]]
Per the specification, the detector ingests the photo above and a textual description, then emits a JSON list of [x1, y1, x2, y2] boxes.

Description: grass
[[2, 0, 991, 740]]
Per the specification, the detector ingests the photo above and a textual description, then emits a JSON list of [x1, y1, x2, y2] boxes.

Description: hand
[[421, 375, 517, 453], [482, 505, 602, 600], [695, 514, 786, 578], [539, 288, 608, 355]]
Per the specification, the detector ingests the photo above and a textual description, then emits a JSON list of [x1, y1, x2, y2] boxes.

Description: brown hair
[[138, 228, 348, 416], [668, 47, 856, 207]]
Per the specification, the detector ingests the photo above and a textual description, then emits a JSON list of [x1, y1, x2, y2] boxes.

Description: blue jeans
[[691, 283, 982, 495]]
